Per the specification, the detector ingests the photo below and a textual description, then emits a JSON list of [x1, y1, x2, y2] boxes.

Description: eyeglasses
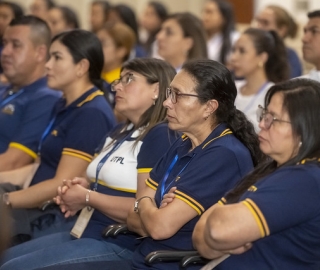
[[256, 105, 291, 130], [166, 87, 201, 104], [111, 73, 134, 92]]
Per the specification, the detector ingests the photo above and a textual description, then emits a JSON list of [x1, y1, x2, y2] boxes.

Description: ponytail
[[265, 30, 289, 83], [227, 108, 266, 167]]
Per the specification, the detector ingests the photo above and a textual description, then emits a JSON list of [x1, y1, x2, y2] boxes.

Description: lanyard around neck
[[160, 153, 195, 200], [93, 130, 133, 191], [0, 89, 24, 108], [159, 128, 233, 200], [37, 116, 57, 155]]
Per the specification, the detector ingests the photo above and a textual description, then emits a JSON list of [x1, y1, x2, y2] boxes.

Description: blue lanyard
[[243, 82, 269, 113], [37, 116, 57, 155], [93, 130, 133, 191], [37, 104, 73, 155], [0, 89, 24, 108], [160, 153, 196, 200]]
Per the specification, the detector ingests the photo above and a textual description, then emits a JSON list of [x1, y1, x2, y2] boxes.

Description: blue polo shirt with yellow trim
[[0, 77, 61, 156], [132, 123, 254, 270], [81, 122, 177, 250], [30, 86, 116, 186], [216, 162, 320, 270]]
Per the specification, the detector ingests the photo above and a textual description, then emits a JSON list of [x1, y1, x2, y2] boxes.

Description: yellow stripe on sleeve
[[175, 190, 205, 214], [175, 194, 202, 215], [218, 197, 227, 205], [138, 168, 152, 173], [63, 148, 93, 160], [242, 199, 270, 237], [62, 148, 93, 163], [9, 142, 37, 159], [146, 178, 158, 191]]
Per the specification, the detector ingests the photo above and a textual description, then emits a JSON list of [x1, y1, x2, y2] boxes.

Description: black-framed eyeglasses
[[166, 87, 201, 104], [111, 73, 134, 92], [256, 105, 291, 130]]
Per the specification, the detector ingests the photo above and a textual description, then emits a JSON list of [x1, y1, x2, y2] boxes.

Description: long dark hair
[[225, 78, 320, 203], [112, 58, 176, 145], [52, 29, 104, 91], [182, 59, 264, 167], [167, 12, 208, 60], [207, 0, 236, 64], [111, 4, 140, 44], [243, 28, 289, 83], [144, 1, 168, 56], [56, 6, 79, 29]]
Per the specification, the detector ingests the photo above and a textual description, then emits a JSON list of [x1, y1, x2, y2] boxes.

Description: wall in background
[[6, 0, 320, 30]]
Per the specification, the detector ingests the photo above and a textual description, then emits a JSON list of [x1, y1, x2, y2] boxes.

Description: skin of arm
[[58, 172, 150, 224], [0, 148, 34, 172], [193, 203, 258, 259], [126, 184, 156, 237], [7, 155, 89, 209], [128, 184, 199, 240]]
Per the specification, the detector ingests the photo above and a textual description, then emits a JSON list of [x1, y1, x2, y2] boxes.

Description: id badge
[[70, 207, 94, 238]]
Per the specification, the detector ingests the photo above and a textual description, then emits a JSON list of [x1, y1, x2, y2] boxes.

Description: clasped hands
[[53, 177, 90, 218]]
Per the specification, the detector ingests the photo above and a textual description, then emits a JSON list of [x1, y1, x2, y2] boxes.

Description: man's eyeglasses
[[166, 87, 201, 104], [111, 73, 134, 92], [256, 105, 291, 129]]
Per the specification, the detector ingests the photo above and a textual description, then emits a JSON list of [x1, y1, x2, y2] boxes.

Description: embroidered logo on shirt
[[110, 156, 124, 164], [51, 130, 58, 136], [248, 185, 257, 192], [1, 104, 15, 115]]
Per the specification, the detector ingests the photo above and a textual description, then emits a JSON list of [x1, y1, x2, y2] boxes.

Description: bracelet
[[134, 196, 153, 213], [2, 193, 11, 208], [85, 190, 92, 211]]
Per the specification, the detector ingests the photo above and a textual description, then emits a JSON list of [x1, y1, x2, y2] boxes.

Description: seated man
[[301, 10, 320, 82], [0, 1, 24, 75], [0, 15, 61, 172]]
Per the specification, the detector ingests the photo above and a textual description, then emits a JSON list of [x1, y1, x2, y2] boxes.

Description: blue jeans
[[0, 232, 133, 270]]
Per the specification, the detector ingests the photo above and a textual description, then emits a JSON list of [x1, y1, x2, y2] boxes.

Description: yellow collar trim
[[77, 90, 104, 107]]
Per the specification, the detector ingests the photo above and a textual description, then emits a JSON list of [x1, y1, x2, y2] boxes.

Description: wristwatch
[[2, 193, 11, 207]]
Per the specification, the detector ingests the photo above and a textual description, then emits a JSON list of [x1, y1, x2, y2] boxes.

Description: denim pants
[[0, 231, 133, 270]]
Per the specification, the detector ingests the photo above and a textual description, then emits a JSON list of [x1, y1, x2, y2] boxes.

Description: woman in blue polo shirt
[[193, 78, 320, 269], [0, 58, 178, 269], [116, 59, 263, 270], [0, 29, 116, 242]]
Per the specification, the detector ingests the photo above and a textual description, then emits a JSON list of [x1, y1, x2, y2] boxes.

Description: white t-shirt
[[235, 80, 274, 132], [87, 124, 143, 192], [299, 69, 320, 82], [207, 31, 240, 62]]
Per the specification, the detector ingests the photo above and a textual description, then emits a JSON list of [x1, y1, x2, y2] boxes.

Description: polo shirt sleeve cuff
[[146, 178, 158, 191], [138, 168, 152, 174], [175, 189, 205, 216], [218, 197, 227, 205], [242, 198, 270, 238], [62, 148, 93, 162], [9, 142, 37, 159]]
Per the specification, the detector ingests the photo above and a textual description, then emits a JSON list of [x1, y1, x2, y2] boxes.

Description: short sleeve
[[137, 123, 178, 173], [10, 94, 59, 158], [62, 108, 114, 162], [241, 167, 320, 237], [174, 147, 248, 215]]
